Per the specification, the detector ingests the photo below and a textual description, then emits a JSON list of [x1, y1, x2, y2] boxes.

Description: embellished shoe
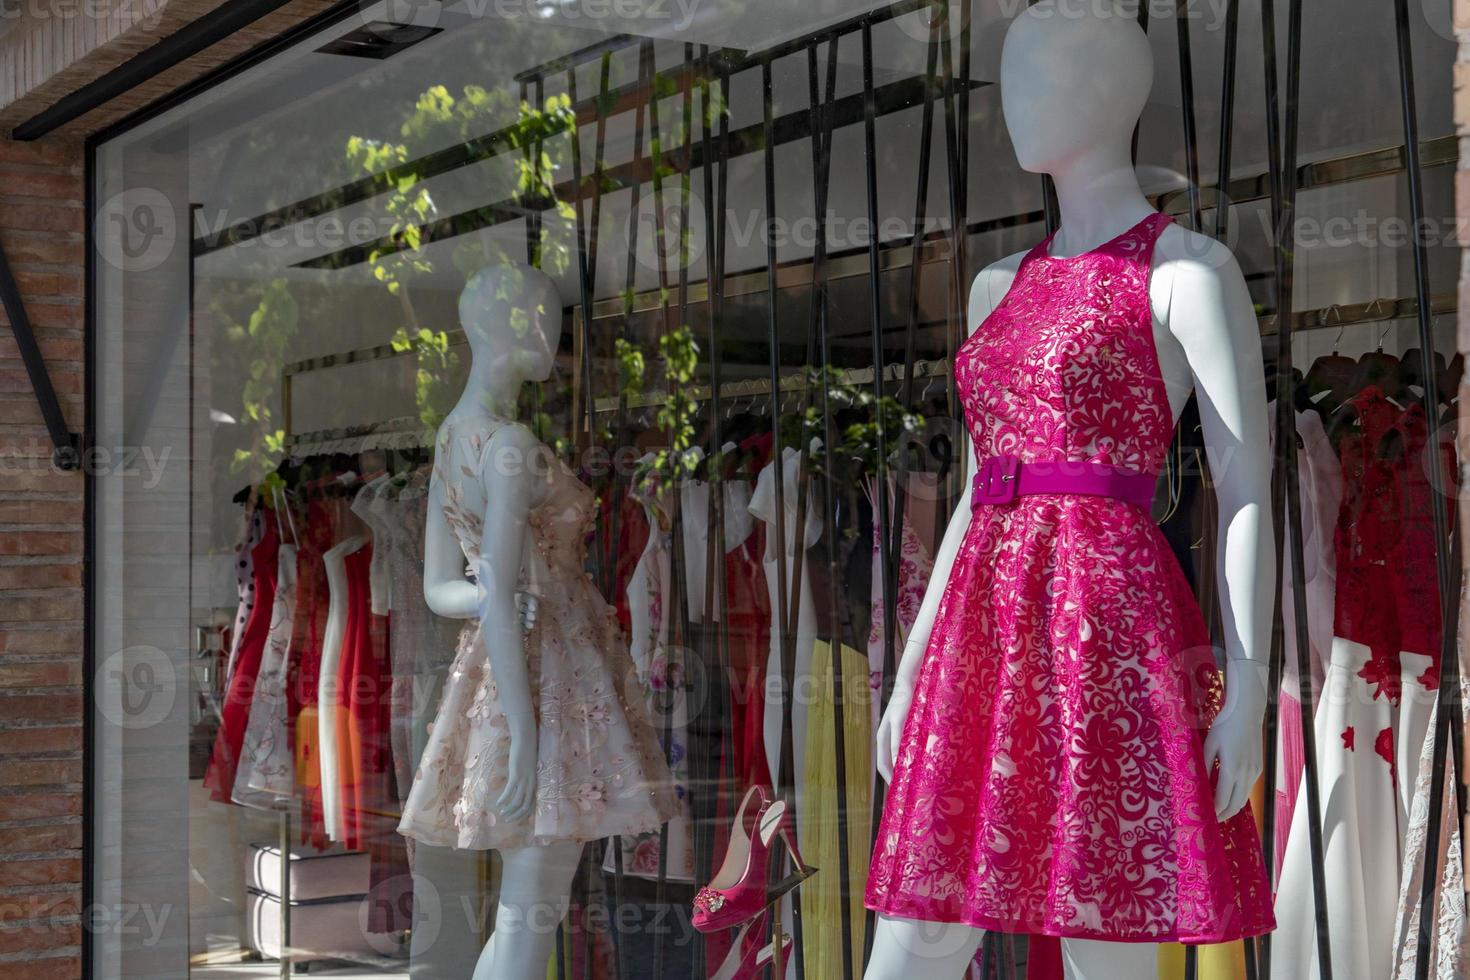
[[692, 785, 813, 933], [709, 910, 794, 980]]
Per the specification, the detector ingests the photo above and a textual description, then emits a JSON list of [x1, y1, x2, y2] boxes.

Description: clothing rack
[[283, 416, 432, 457]]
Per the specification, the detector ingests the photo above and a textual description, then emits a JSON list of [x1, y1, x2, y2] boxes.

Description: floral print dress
[[397, 412, 678, 850], [865, 213, 1273, 943]]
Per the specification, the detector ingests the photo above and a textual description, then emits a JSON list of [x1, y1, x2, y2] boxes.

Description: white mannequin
[[421, 262, 583, 980], [865, 5, 1275, 978]]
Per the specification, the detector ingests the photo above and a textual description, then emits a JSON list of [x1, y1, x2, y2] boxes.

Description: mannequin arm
[[423, 480, 480, 619], [473, 423, 544, 825], [1163, 242, 1275, 820], [874, 264, 1001, 782]]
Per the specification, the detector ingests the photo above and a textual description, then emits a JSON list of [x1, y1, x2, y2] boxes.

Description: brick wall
[[0, 136, 86, 980]]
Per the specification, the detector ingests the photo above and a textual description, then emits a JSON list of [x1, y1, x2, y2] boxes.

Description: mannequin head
[[1000, 1, 1153, 176], [458, 262, 561, 388]]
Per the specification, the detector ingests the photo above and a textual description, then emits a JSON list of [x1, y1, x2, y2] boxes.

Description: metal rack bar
[[690, 43, 731, 980], [1389, 0, 1467, 973], [1261, 0, 1336, 975], [0, 232, 80, 468], [806, 32, 856, 980], [859, 16, 896, 970], [759, 49, 810, 980]]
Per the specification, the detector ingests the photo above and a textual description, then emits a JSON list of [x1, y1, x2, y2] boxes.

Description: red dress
[[288, 496, 335, 849], [205, 514, 280, 803]]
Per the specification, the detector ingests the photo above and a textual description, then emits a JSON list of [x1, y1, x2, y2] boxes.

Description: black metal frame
[[0, 233, 79, 468], [78, 0, 1467, 977]]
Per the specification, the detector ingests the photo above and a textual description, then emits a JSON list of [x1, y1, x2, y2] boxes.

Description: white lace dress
[[397, 413, 678, 849]]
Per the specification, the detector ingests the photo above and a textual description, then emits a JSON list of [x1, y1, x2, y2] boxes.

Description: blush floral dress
[[865, 213, 1274, 943], [397, 413, 678, 850]]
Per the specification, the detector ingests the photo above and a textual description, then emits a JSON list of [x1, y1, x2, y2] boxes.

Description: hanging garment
[[865, 213, 1273, 943], [799, 640, 872, 980], [336, 543, 374, 849], [727, 433, 776, 799], [1274, 385, 1405, 980], [223, 507, 265, 684], [318, 533, 367, 842], [336, 540, 409, 933], [380, 471, 457, 814], [863, 475, 936, 739], [204, 515, 280, 805], [1267, 404, 1342, 873], [398, 413, 678, 849], [234, 539, 298, 809], [1389, 705, 1466, 979], [351, 476, 395, 616], [750, 445, 824, 838], [680, 445, 757, 624], [1388, 402, 1455, 832], [606, 472, 696, 882], [290, 496, 336, 850]]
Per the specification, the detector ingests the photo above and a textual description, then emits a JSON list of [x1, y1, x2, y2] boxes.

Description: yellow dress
[[799, 640, 873, 979]]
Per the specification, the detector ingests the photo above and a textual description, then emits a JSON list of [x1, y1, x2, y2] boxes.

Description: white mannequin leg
[[861, 913, 985, 979], [471, 841, 584, 980], [1061, 938, 1157, 980]]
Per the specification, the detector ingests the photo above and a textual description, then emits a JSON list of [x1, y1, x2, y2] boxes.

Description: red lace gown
[[205, 513, 280, 803], [865, 213, 1274, 943]]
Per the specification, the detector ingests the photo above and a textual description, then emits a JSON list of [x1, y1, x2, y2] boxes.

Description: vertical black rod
[[1389, 0, 1467, 973], [565, 51, 619, 980], [519, 78, 536, 267], [1175, 0, 1202, 231], [1131, 0, 1151, 165], [885, 0, 940, 649], [603, 44, 655, 980], [859, 22, 894, 968], [1213, 0, 1240, 241], [1260, 0, 1334, 975], [1175, 9, 1203, 980], [803, 35, 857, 980], [604, 39, 654, 637], [939, 4, 967, 386], [761, 54, 809, 979], [644, 45, 676, 980], [691, 51, 733, 979]]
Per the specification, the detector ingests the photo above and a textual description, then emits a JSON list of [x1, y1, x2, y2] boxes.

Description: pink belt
[[971, 455, 1157, 511]]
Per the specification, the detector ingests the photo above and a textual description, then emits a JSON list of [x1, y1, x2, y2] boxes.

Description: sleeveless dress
[[398, 413, 678, 850], [864, 213, 1274, 943], [204, 513, 279, 804]]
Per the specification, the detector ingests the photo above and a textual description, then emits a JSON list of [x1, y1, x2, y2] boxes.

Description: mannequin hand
[[1202, 657, 1268, 820], [496, 714, 538, 825], [874, 661, 918, 783]]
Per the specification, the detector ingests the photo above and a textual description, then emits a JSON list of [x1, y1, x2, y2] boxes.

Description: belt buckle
[[973, 454, 1020, 506]]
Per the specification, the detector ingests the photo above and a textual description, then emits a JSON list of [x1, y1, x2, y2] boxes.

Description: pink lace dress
[[865, 213, 1274, 943], [397, 413, 678, 850]]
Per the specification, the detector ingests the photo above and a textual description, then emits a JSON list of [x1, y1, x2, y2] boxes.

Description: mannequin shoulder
[[1151, 223, 1254, 340], [967, 248, 1030, 332], [1152, 223, 1249, 294]]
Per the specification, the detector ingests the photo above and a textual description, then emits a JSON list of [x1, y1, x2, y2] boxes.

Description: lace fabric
[[864, 213, 1274, 943], [397, 413, 678, 849]]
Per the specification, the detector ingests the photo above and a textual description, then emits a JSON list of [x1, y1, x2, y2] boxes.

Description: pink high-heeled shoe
[[692, 785, 812, 933], [710, 910, 794, 980]]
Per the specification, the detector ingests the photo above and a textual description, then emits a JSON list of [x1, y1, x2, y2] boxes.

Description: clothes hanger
[[1348, 319, 1405, 407], [1302, 304, 1356, 411]]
